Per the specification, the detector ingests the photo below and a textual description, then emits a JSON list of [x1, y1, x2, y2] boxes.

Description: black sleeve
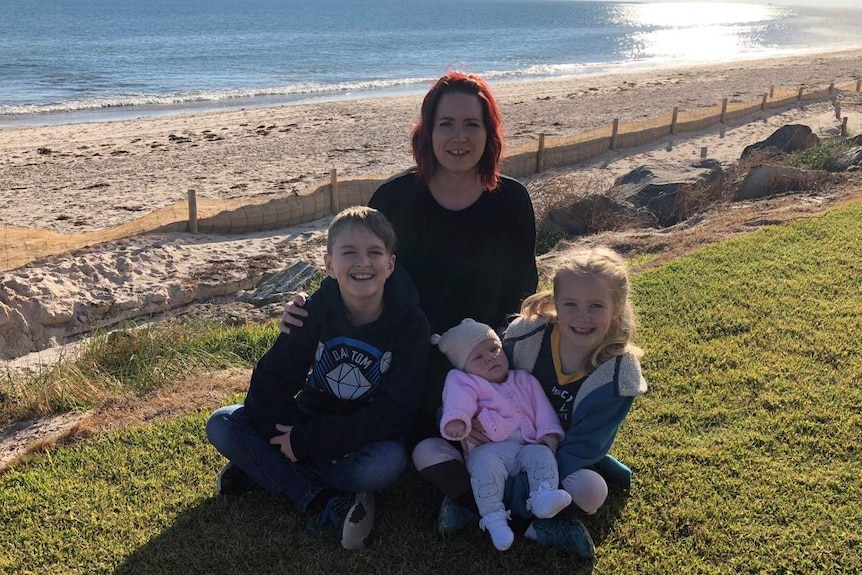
[[368, 180, 394, 216], [501, 181, 539, 321], [242, 297, 320, 439], [289, 312, 431, 463], [368, 174, 415, 222]]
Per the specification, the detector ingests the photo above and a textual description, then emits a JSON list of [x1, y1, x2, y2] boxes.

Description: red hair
[[411, 71, 504, 191]]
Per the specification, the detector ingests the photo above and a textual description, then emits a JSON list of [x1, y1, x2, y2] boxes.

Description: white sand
[[1, 49, 861, 362]]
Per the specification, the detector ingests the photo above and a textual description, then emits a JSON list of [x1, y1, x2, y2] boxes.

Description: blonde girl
[[411, 245, 647, 558], [504, 246, 646, 527]]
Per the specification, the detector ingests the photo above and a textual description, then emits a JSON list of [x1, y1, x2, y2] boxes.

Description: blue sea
[[2, 0, 861, 127]]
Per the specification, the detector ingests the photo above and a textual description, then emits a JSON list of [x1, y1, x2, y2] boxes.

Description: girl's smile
[[554, 271, 615, 364]]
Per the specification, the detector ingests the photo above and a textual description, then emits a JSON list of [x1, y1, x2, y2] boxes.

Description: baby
[[435, 319, 572, 551]]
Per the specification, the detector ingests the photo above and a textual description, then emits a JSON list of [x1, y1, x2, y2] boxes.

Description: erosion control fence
[[2, 81, 858, 272]]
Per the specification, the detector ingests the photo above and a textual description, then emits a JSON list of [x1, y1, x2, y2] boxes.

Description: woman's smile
[[431, 92, 487, 176]]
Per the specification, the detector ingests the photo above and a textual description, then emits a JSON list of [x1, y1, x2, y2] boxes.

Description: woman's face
[[431, 91, 487, 177]]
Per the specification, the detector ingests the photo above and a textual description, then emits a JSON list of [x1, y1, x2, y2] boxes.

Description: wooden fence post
[[829, 82, 834, 93], [330, 169, 339, 214], [700, 147, 708, 159], [797, 86, 804, 101], [670, 107, 679, 135], [720, 98, 728, 124], [761, 94, 768, 111], [769, 86, 774, 98], [842, 117, 848, 137], [187, 189, 198, 234], [856, 79, 861, 92], [610, 119, 619, 151], [536, 133, 546, 174]]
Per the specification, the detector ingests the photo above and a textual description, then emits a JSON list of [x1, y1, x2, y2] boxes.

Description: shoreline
[[2, 45, 860, 131]]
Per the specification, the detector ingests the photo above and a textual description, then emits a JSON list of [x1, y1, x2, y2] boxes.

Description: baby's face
[[464, 338, 509, 383]]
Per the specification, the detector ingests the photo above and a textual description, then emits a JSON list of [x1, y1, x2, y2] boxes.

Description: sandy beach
[[1, 48, 861, 362]]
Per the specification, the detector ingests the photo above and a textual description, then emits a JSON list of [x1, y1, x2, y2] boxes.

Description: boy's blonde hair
[[520, 246, 643, 369], [327, 206, 397, 254]]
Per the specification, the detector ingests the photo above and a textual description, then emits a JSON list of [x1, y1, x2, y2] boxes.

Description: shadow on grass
[[114, 473, 620, 575], [583, 487, 631, 548]]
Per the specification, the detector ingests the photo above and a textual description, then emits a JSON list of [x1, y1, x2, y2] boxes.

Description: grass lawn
[[1, 200, 861, 575]]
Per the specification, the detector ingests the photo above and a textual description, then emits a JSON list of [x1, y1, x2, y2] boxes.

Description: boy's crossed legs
[[206, 405, 405, 549]]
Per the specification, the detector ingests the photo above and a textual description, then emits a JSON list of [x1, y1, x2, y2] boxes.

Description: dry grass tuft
[[526, 169, 616, 221]]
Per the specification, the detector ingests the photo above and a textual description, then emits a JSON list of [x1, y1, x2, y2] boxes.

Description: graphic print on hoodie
[[312, 336, 392, 400]]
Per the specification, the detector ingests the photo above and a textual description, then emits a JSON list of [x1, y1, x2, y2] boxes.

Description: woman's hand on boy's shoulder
[[269, 423, 297, 461], [279, 292, 309, 335]]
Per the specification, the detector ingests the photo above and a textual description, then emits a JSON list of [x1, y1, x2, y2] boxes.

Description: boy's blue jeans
[[206, 405, 407, 512]]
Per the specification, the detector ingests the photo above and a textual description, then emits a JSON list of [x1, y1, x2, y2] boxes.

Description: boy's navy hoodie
[[243, 264, 430, 466]]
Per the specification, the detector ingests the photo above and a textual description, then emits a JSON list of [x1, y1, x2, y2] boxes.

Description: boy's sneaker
[[341, 491, 376, 550], [214, 463, 252, 496], [309, 491, 376, 550], [437, 495, 479, 535], [532, 517, 596, 558]]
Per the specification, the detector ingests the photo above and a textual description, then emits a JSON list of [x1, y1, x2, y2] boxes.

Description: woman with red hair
[[366, 71, 538, 439]]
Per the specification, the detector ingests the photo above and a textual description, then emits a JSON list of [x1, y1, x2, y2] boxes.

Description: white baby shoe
[[527, 482, 573, 519], [479, 509, 514, 551]]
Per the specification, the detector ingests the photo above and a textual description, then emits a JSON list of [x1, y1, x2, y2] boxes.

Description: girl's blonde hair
[[520, 246, 643, 369]]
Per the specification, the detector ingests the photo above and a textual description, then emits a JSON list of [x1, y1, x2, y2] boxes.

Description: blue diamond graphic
[[325, 363, 373, 399]]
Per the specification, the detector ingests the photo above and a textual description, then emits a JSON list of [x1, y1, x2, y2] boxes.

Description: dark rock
[[613, 161, 723, 226], [735, 164, 825, 200], [740, 124, 820, 160], [825, 146, 862, 172], [238, 261, 317, 306]]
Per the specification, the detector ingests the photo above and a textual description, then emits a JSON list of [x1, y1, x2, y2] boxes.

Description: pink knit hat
[[431, 318, 500, 370]]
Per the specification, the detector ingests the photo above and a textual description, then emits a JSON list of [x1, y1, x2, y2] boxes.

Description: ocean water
[[2, 0, 861, 127]]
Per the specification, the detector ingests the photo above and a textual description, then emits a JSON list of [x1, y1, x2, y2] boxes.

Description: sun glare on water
[[610, 2, 789, 62]]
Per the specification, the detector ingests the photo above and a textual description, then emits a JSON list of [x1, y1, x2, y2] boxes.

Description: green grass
[[2, 200, 861, 574], [0, 320, 278, 424]]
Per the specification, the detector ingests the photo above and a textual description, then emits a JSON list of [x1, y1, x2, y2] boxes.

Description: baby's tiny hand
[[444, 420, 467, 439]]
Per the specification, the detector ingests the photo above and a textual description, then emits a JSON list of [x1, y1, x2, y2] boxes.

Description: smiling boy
[[206, 206, 430, 550]]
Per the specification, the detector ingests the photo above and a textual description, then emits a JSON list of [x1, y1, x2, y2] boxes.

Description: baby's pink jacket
[[439, 369, 564, 443]]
